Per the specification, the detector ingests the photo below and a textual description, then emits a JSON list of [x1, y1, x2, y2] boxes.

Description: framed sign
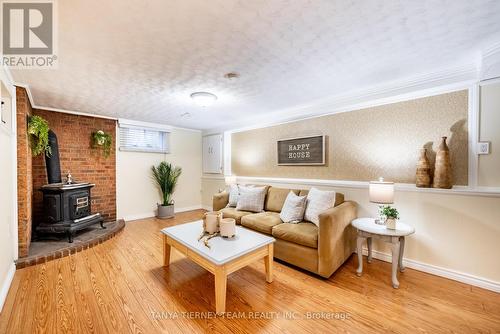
[[277, 135, 326, 165]]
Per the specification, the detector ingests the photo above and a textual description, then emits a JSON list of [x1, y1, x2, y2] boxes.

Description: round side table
[[352, 218, 415, 288]]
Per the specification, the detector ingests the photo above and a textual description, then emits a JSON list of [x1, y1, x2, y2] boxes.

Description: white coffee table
[[352, 218, 415, 288], [161, 220, 275, 313]]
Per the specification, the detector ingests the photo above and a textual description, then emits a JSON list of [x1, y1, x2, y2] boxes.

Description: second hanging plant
[[91, 130, 113, 158]]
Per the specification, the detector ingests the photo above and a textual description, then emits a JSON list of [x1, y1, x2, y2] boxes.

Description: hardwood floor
[[1, 210, 499, 333]]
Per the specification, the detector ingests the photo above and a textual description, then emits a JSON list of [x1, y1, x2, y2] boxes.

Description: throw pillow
[[304, 187, 336, 226], [236, 187, 267, 212], [280, 191, 307, 223], [227, 184, 240, 207], [227, 184, 253, 207]]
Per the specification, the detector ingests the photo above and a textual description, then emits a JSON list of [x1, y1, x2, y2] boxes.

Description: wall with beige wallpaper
[[232, 90, 469, 185]]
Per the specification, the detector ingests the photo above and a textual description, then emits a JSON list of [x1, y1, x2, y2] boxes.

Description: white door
[[203, 134, 223, 174]]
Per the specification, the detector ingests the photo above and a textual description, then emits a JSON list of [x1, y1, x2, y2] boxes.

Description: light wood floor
[[1, 210, 499, 333]]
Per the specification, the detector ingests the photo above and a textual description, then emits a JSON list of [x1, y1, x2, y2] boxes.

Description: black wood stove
[[36, 130, 104, 243]]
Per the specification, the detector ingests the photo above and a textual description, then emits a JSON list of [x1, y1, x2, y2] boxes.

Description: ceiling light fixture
[[190, 92, 217, 107]]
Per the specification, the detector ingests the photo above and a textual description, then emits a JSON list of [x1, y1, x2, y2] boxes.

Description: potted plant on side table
[[380, 205, 400, 229], [151, 161, 182, 219]]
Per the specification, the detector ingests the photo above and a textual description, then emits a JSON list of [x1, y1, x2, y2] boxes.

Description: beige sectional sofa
[[212, 186, 357, 278]]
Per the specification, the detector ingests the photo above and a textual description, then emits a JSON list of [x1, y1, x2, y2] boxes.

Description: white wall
[[0, 71, 17, 312], [117, 127, 203, 221]]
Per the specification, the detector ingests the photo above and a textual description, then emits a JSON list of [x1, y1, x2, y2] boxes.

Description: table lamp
[[369, 177, 394, 224], [220, 175, 237, 193]]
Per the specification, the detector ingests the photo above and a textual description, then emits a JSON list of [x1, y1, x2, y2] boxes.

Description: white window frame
[[118, 119, 172, 154]]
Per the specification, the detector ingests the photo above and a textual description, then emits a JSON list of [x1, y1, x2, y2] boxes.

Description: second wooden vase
[[416, 148, 431, 188], [433, 136, 452, 189]]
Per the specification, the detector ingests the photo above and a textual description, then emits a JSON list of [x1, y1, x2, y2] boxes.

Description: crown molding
[[35, 104, 119, 121], [480, 41, 500, 81], [209, 62, 479, 134], [118, 118, 173, 131], [482, 41, 500, 58]]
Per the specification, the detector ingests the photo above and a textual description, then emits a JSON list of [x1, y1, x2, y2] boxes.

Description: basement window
[[119, 126, 170, 154]]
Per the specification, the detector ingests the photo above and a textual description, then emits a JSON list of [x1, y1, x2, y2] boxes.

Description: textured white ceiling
[[11, 0, 500, 129]]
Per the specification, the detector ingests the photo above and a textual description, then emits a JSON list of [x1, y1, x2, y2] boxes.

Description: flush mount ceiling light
[[190, 92, 217, 107]]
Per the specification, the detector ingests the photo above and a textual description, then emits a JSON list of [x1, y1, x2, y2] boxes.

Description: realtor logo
[[1, 1, 57, 68]]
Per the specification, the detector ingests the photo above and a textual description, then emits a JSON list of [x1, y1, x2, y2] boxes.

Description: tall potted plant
[[151, 161, 182, 219]]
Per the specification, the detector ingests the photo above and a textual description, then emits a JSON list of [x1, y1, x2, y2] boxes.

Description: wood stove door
[[69, 191, 91, 220], [43, 194, 62, 223]]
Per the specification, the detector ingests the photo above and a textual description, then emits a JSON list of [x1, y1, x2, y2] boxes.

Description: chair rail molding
[[222, 176, 500, 198]]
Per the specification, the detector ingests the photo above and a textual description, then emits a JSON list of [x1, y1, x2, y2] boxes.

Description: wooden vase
[[416, 148, 431, 188], [433, 137, 452, 189]]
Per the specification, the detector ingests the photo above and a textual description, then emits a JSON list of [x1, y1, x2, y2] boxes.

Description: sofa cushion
[[272, 222, 318, 248], [265, 187, 300, 212], [241, 212, 282, 235], [299, 189, 344, 207], [220, 207, 253, 225]]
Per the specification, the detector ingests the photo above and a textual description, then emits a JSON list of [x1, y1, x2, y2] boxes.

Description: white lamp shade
[[225, 175, 237, 186], [369, 180, 394, 204]]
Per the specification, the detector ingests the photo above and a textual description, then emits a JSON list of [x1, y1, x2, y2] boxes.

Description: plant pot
[[157, 204, 174, 219], [385, 218, 396, 230]]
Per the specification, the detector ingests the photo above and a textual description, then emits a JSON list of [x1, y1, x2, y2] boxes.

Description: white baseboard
[[0, 263, 16, 313], [360, 248, 500, 293], [122, 205, 205, 222], [202, 205, 212, 211], [175, 205, 205, 213]]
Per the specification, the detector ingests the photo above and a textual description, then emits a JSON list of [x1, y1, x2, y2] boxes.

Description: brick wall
[[32, 110, 117, 225], [16, 87, 33, 258]]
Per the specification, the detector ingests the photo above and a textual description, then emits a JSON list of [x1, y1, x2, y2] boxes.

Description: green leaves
[[380, 205, 400, 219], [151, 161, 182, 206], [91, 130, 113, 158], [28, 115, 51, 157]]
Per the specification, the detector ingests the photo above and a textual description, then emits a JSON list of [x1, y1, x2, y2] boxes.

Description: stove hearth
[[36, 130, 104, 243]]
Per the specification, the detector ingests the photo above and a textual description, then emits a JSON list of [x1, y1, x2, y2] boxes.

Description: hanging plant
[[91, 130, 112, 157], [28, 115, 51, 157]]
